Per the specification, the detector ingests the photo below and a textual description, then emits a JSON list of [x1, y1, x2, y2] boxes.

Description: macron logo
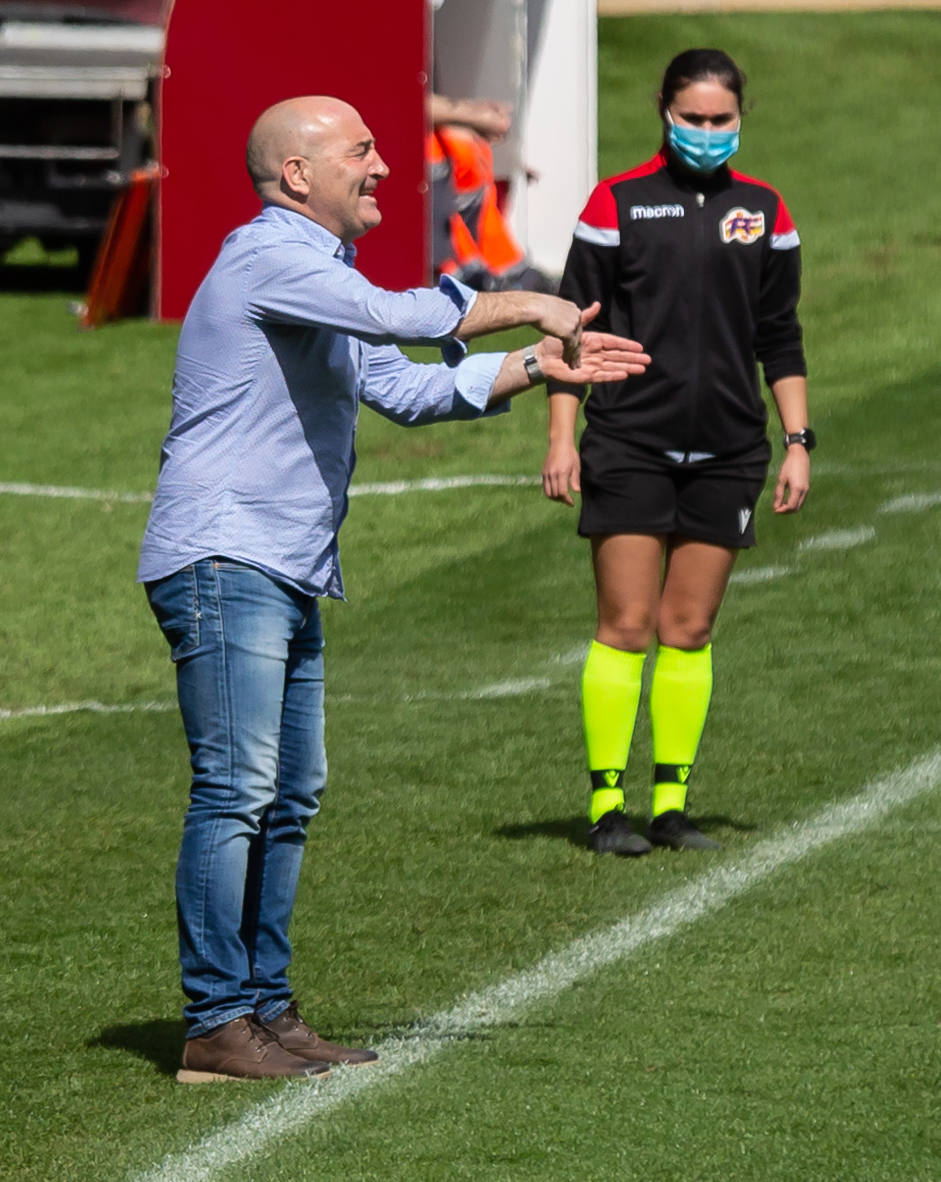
[[630, 203, 685, 220], [738, 508, 753, 534]]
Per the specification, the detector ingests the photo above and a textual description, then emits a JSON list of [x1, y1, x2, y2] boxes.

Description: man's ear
[[281, 156, 310, 199]]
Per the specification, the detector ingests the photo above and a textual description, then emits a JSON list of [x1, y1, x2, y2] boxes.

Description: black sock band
[[654, 763, 692, 785], [591, 769, 625, 790]]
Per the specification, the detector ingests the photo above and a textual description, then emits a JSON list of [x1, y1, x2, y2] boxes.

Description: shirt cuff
[[438, 272, 478, 315], [437, 275, 479, 367], [452, 351, 510, 417]]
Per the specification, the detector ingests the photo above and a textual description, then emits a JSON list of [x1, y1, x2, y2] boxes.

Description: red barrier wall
[[156, 0, 429, 320]]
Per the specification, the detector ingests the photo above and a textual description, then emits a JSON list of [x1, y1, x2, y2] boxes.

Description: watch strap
[[783, 428, 816, 451], [522, 346, 543, 385]]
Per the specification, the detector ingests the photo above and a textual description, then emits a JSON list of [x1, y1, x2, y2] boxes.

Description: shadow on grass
[[497, 813, 757, 849], [90, 1018, 185, 1076], [498, 814, 611, 848]]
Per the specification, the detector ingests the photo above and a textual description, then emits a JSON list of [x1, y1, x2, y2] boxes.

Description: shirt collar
[[258, 203, 357, 264]]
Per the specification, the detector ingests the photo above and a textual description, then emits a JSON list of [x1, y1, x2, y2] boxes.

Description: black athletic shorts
[[578, 430, 771, 549]]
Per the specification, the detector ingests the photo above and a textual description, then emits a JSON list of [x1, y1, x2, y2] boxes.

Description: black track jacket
[[551, 150, 807, 461]]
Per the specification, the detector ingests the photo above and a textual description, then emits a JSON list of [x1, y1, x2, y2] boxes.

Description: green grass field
[[1, 12, 939, 1181]]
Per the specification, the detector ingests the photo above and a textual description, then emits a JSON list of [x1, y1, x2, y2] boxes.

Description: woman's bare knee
[[596, 614, 656, 652], [657, 614, 713, 650]]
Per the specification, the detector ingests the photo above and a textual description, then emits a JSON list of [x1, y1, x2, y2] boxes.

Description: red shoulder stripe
[[579, 181, 618, 231], [729, 169, 795, 235], [605, 150, 668, 187], [578, 151, 667, 228]]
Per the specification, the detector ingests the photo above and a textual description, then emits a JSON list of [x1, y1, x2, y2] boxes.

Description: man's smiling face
[[300, 105, 390, 244]]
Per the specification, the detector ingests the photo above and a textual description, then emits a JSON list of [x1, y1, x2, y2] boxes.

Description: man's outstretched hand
[[536, 302, 650, 384]]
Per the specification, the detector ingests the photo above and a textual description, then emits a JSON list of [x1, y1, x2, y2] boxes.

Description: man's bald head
[[245, 94, 390, 243], [246, 96, 359, 197]]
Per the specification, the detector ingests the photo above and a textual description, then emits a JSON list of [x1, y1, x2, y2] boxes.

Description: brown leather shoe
[[176, 1015, 332, 1083], [256, 1001, 379, 1067]]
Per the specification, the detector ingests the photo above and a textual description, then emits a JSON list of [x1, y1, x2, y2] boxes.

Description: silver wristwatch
[[783, 428, 817, 451], [522, 346, 543, 385]]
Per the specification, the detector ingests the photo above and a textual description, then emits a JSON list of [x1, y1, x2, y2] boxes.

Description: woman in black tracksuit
[[543, 48, 813, 856]]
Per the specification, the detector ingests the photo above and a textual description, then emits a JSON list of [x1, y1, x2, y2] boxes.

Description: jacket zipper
[[686, 189, 706, 454]]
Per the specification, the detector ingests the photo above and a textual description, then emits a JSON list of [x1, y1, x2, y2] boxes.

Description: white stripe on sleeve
[[770, 229, 801, 251], [573, 221, 620, 248]]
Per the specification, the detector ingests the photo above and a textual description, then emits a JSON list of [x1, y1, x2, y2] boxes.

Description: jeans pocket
[[145, 566, 202, 661], [211, 558, 253, 572]]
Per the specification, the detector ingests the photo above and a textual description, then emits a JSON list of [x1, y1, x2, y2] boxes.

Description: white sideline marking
[[350, 474, 539, 497], [2, 646, 588, 721], [4, 479, 939, 520], [798, 526, 876, 553], [131, 749, 941, 1182], [409, 676, 552, 701], [730, 564, 793, 585], [0, 699, 175, 721], [0, 475, 539, 505], [877, 491, 941, 514], [553, 644, 588, 666], [1, 675, 563, 722], [0, 481, 153, 504], [2, 475, 932, 722]]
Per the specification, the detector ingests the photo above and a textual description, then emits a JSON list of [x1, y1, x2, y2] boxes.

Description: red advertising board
[[156, 0, 429, 320]]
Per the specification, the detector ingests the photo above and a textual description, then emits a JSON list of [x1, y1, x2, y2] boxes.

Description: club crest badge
[[720, 207, 765, 245]]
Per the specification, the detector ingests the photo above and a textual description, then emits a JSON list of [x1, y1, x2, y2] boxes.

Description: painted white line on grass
[[3, 667, 565, 721], [349, 474, 539, 497], [807, 461, 941, 477], [2, 643, 582, 720], [877, 491, 941, 514], [407, 645, 586, 702], [0, 475, 540, 505], [131, 749, 941, 1182], [0, 699, 175, 721], [408, 676, 553, 701], [0, 481, 153, 504], [552, 644, 588, 666], [6, 480, 939, 526], [729, 564, 794, 585], [798, 526, 876, 553]]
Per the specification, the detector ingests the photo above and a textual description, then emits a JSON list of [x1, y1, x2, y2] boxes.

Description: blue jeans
[[146, 559, 326, 1036]]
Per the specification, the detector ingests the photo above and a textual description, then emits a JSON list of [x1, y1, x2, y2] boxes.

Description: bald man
[[139, 96, 649, 1083]]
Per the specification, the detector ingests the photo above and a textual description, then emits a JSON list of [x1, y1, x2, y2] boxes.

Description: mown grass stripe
[[130, 749, 941, 1182]]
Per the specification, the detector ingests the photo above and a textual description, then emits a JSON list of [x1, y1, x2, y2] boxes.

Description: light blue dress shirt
[[138, 205, 507, 598]]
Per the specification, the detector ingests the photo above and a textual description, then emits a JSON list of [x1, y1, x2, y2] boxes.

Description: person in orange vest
[[427, 92, 555, 293]]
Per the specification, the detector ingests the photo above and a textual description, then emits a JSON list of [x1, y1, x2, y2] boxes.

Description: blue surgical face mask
[[664, 110, 740, 174]]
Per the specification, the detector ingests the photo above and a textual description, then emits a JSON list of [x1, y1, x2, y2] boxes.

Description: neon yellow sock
[[649, 644, 713, 817], [581, 640, 646, 823]]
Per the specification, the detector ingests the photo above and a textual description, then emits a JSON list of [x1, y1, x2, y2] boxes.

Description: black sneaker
[[587, 810, 652, 856], [648, 809, 721, 851]]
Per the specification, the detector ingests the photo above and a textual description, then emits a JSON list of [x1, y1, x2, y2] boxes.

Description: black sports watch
[[783, 428, 816, 452]]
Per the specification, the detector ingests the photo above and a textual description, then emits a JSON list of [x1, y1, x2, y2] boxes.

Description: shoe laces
[[280, 1001, 318, 1041], [246, 1016, 280, 1047]]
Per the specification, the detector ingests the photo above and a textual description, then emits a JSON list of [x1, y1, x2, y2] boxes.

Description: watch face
[[786, 429, 816, 451]]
